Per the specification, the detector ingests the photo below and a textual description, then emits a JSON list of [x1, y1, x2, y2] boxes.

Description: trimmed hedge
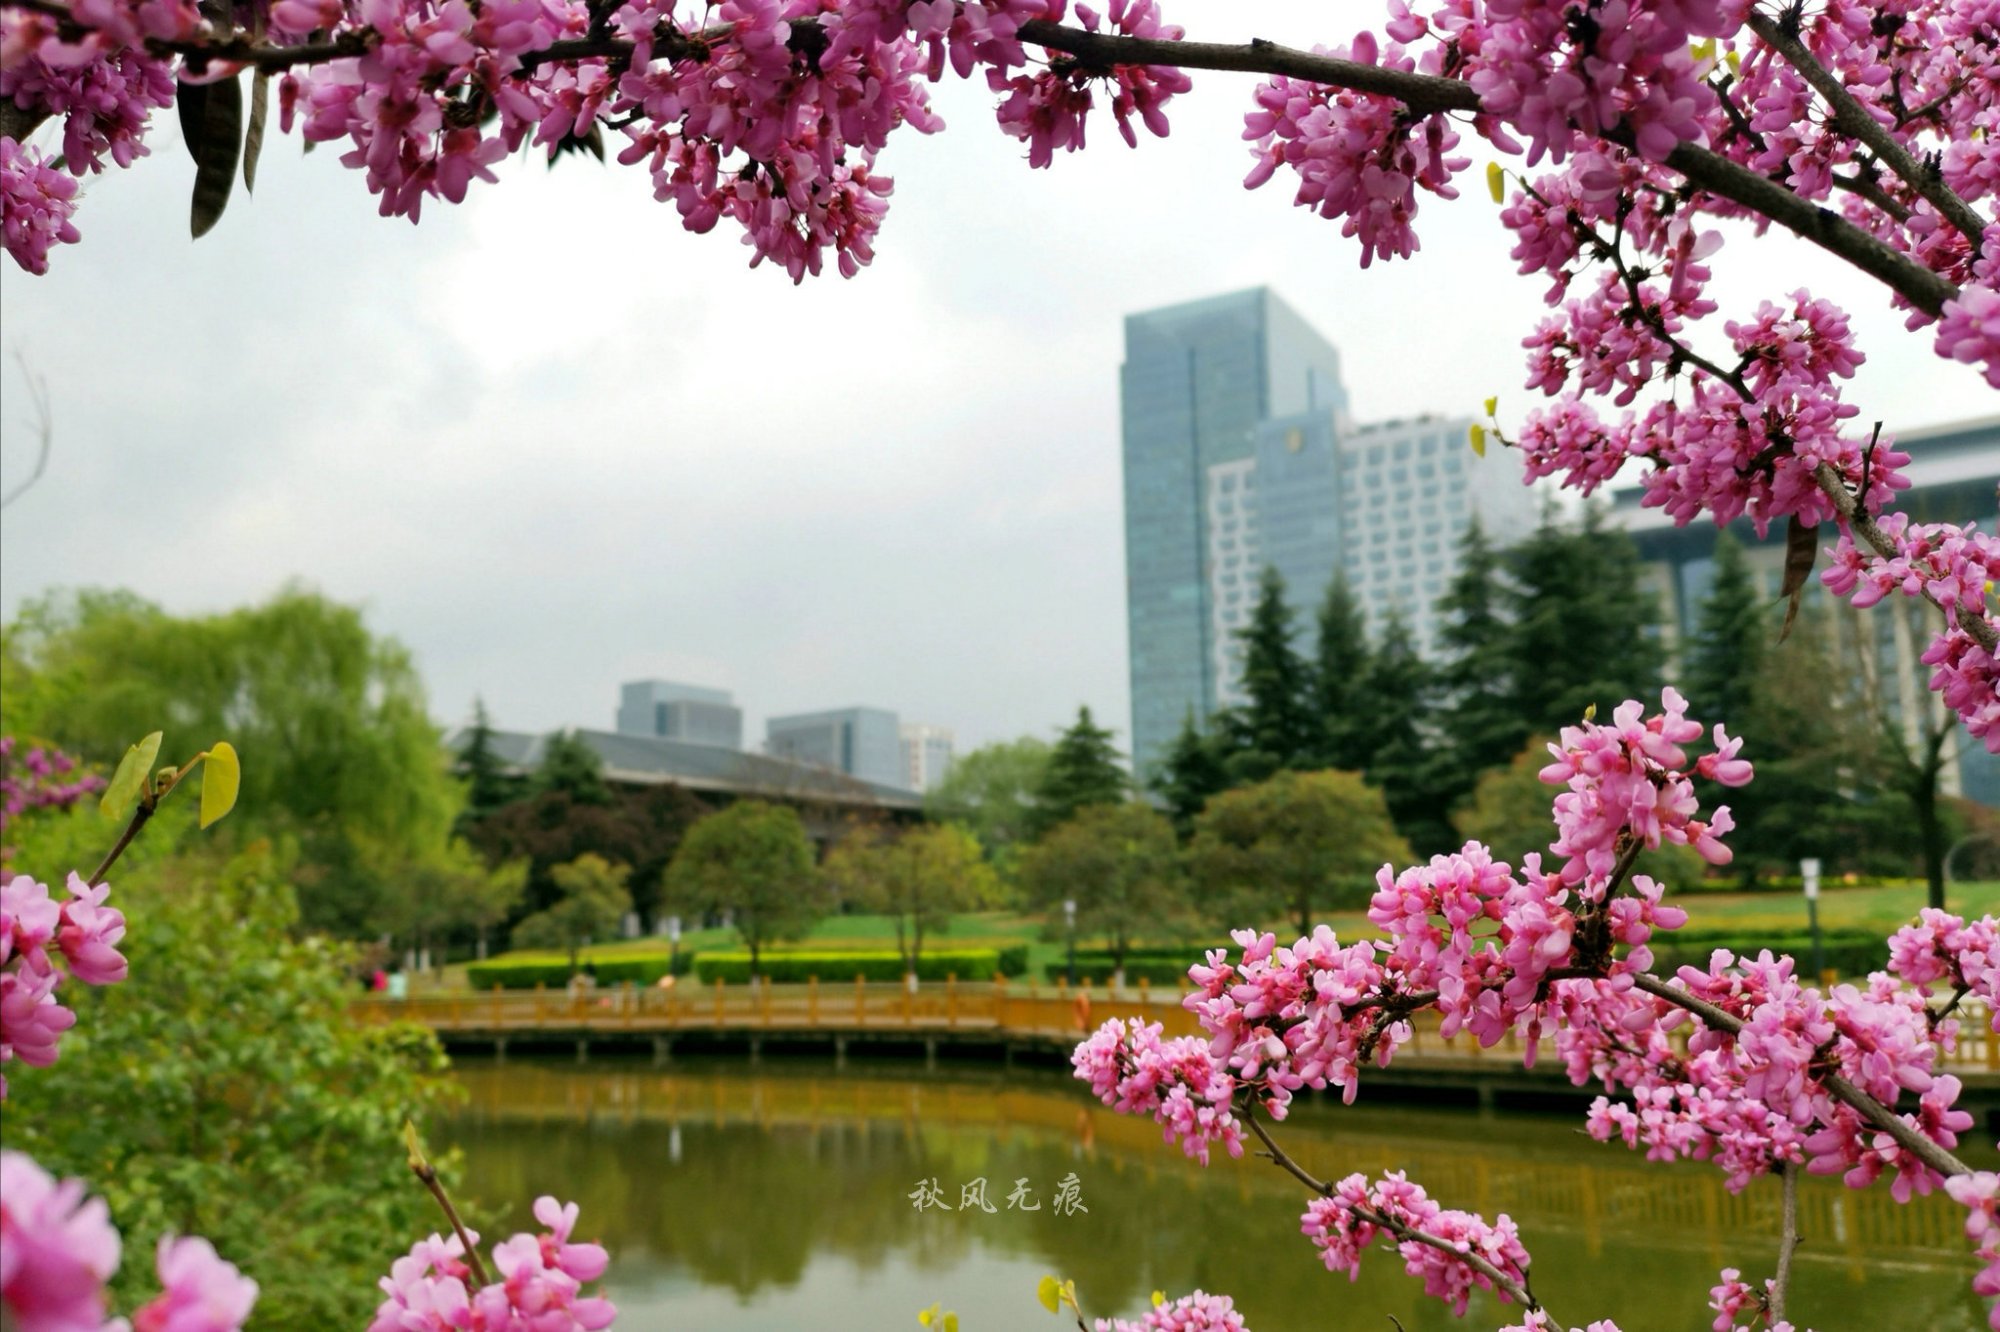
[[1649, 928, 1888, 978], [465, 953, 691, 990], [691, 950, 1007, 983]]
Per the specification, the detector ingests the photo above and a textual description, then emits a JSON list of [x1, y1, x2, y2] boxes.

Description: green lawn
[[427, 884, 1999, 989]]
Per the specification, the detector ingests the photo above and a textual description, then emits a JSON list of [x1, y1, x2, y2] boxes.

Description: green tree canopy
[[923, 736, 1051, 876], [512, 852, 633, 971], [1188, 769, 1411, 936], [1502, 505, 1665, 746], [1016, 801, 1187, 971], [0, 841, 454, 1329], [1352, 610, 1447, 853], [463, 782, 709, 928], [1222, 566, 1316, 783], [535, 729, 612, 805], [1149, 707, 1230, 840], [1309, 570, 1372, 771], [455, 697, 518, 826], [0, 586, 460, 935], [662, 800, 827, 977], [374, 836, 527, 963], [1029, 707, 1129, 840], [824, 822, 1001, 978], [1680, 531, 1766, 733]]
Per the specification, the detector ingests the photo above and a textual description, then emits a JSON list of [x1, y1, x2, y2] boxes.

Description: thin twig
[[1769, 1162, 1800, 1325], [412, 1160, 491, 1288], [88, 803, 154, 887], [1746, 9, 1988, 247], [1, 353, 54, 511]]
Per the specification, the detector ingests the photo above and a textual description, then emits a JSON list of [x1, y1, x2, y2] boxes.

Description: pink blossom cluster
[[1, 1149, 257, 1332], [0, 23, 174, 173], [1301, 1171, 1532, 1317], [0, 870, 127, 1098], [1070, 1014, 1244, 1163], [1242, 31, 1467, 268], [1, 738, 107, 881], [1705, 1267, 1810, 1332], [1944, 1171, 2000, 1330], [1887, 908, 2000, 1027], [0, 136, 81, 274], [1093, 1290, 1247, 1332], [1822, 516, 2000, 748], [991, 0, 1188, 169], [369, 1196, 615, 1331]]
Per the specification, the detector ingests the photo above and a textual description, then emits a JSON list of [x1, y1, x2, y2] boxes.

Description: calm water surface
[[445, 1057, 1987, 1331]]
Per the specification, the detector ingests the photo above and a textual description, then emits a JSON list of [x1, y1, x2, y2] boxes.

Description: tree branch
[[1811, 461, 2000, 654], [1629, 971, 1974, 1179], [1745, 9, 1988, 249], [1769, 1161, 1800, 1325], [1244, 1107, 1547, 1319]]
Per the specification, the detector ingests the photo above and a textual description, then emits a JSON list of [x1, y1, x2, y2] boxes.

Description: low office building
[[615, 680, 743, 750]]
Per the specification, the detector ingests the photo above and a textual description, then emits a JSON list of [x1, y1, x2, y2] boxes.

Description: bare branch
[[1769, 1162, 1801, 1325], [1746, 9, 1988, 248], [1, 353, 53, 511]]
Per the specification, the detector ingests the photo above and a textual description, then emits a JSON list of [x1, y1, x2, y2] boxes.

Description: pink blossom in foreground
[[0, 137, 81, 275], [1301, 1171, 1531, 1317], [1095, 1290, 1247, 1331], [0, 1150, 122, 1332], [129, 1237, 259, 1332], [370, 1197, 617, 1332], [0, 871, 129, 1097], [1945, 1171, 2000, 1330]]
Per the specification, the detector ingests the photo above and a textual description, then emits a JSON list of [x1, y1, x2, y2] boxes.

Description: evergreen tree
[[536, 728, 612, 805], [1029, 705, 1130, 839], [1353, 610, 1448, 852], [456, 697, 515, 824], [1680, 530, 1765, 733], [1503, 504, 1664, 740], [1222, 566, 1316, 783], [1309, 570, 1372, 770], [1150, 706, 1230, 838], [1434, 515, 1519, 788]]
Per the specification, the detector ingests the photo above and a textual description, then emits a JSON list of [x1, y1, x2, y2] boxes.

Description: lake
[[443, 1056, 1989, 1331]]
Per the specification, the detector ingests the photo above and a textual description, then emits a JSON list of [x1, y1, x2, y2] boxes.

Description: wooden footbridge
[[354, 979, 2000, 1116]]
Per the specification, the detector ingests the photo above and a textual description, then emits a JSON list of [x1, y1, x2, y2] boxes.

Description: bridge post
[[1003, 1043, 1014, 1071], [924, 1036, 937, 1071], [495, 1036, 509, 1063], [575, 1037, 589, 1065], [652, 1035, 672, 1067], [749, 1035, 763, 1065], [834, 1035, 847, 1070]]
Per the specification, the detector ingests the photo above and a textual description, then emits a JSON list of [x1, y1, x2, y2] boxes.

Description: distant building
[[766, 707, 905, 790], [899, 723, 954, 793], [1122, 287, 1540, 769], [1607, 414, 1999, 806], [616, 680, 743, 750]]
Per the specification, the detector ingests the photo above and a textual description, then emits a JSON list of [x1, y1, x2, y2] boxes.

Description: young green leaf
[[100, 731, 164, 817], [200, 740, 241, 828]]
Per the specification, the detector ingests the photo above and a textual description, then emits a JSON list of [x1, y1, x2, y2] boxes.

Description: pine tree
[[456, 697, 514, 823], [1223, 566, 1316, 783], [536, 728, 613, 805], [1503, 503, 1664, 738], [1434, 516, 1519, 787], [1151, 706, 1230, 838], [1680, 530, 1764, 733], [1030, 705, 1130, 839], [1352, 610, 1448, 852], [1309, 570, 1372, 770]]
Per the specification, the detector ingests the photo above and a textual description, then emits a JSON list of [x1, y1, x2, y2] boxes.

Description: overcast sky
[[2, 0, 1993, 757]]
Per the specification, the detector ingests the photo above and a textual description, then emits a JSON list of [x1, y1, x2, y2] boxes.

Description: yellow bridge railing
[[353, 980, 2000, 1073]]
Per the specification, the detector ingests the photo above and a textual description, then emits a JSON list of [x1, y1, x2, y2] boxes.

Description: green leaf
[[243, 71, 269, 193], [179, 73, 243, 238], [200, 741, 241, 829], [100, 731, 164, 817], [1468, 422, 1487, 457], [1486, 160, 1505, 203]]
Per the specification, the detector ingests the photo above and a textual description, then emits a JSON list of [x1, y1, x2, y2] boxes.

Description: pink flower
[[130, 1237, 258, 1332], [0, 1150, 122, 1332]]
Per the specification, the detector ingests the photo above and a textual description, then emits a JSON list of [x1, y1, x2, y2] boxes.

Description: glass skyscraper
[[1121, 289, 1348, 774]]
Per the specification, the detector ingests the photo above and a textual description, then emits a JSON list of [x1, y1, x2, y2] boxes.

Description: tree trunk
[[1916, 782, 1946, 911]]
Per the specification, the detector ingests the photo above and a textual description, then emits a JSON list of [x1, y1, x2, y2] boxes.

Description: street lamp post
[[1064, 899, 1077, 988], [1801, 857, 1825, 980]]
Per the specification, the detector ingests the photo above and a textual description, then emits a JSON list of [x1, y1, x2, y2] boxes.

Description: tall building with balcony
[[1122, 288, 1539, 772], [616, 680, 743, 749], [765, 707, 905, 790]]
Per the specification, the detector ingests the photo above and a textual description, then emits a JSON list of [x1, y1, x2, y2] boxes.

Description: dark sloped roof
[[446, 727, 923, 811]]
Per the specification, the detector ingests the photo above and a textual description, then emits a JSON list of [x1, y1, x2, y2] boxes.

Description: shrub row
[[465, 953, 694, 990], [690, 950, 1013, 983]]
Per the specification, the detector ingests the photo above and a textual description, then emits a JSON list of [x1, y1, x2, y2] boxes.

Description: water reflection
[[445, 1057, 1987, 1331]]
